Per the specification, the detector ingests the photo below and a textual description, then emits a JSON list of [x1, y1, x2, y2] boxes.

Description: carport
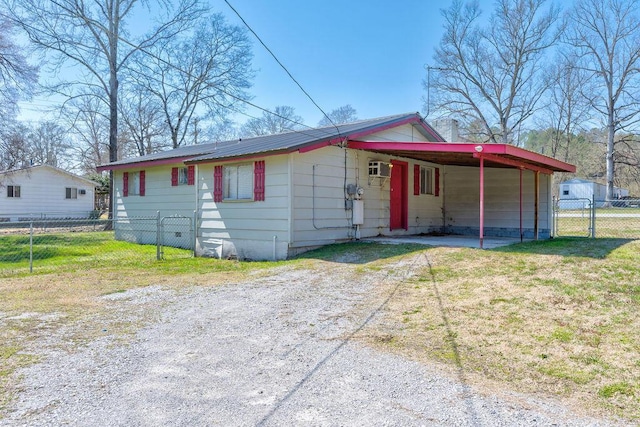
[[348, 141, 576, 248]]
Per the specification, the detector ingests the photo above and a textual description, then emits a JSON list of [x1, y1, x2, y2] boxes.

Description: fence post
[[591, 194, 596, 238], [29, 221, 34, 273], [192, 210, 197, 258], [156, 211, 161, 260]]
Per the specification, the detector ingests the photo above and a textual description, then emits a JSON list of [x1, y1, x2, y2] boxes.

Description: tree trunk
[[606, 114, 615, 204]]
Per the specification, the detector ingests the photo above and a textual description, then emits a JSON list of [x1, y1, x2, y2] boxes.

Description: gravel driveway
[[1, 253, 619, 426]]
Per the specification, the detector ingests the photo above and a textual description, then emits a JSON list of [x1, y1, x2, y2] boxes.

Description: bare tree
[[3, 0, 203, 213], [318, 105, 358, 127], [27, 121, 73, 169], [565, 0, 640, 202], [64, 95, 111, 175], [537, 53, 593, 161], [0, 15, 37, 118], [119, 88, 167, 156], [240, 106, 304, 137], [0, 122, 30, 171], [129, 13, 253, 148], [428, 0, 561, 144]]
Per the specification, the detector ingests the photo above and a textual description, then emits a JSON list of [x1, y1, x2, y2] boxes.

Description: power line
[[222, 0, 341, 136]]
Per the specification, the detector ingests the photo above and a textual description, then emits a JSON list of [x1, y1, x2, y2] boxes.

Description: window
[[562, 186, 569, 196], [123, 170, 145, 197], [129, 172, 140, 195], [66, 187, 78, 199], [224, 164, 253, 200], [420, 167, 434, 195], [171, 166, 195, 186], [214, 161, 265, 202], [7, 185, 20, 198]]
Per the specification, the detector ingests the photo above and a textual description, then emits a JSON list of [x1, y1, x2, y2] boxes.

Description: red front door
[[390, 160, 408, 230]]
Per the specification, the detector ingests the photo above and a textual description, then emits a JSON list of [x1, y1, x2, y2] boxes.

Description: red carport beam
[[472, 153, 553, 174]]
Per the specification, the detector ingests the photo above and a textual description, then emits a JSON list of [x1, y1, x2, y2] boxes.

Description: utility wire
[[222, 0, 342, 137]]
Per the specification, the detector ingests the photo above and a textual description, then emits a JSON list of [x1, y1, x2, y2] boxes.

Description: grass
[[555, 211, 640, 238], [363, 237, 640, 421], [2, 233, 640, 421]]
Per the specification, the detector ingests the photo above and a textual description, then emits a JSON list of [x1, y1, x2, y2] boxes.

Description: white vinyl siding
[[0, 166, 95, 219], [444, 166, 550, 233], [198, 156, 290, 260]]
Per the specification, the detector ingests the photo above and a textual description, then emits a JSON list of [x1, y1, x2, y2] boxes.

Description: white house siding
[[197, 155, 290, 260], [359, 123, 433, 142], [444, 166, 551, 238], [113, 165, 196, 248], [0, 166, 96, 221], [291, 146, 444, 251]]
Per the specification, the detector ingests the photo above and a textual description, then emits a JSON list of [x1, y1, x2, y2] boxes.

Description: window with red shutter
[[413, 164, 420, 196], [214, 165, 223, 202], [171, 167, 179, 186], [123, 172, 129, 197], [434, 168, 440, 197], [254, 160, 265, 201]]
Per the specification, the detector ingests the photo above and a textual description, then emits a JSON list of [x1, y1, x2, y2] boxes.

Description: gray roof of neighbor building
[[99, 112, 439, 169]]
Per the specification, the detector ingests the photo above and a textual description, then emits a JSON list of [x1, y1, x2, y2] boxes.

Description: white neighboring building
[[0, 165, 97, 221], [559, 178, 629, 208]]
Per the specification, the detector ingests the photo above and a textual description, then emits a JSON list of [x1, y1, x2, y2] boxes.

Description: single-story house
[[559, 178, 629, 208], [98, 112, 575, 260], [0, 164, 97, 221]]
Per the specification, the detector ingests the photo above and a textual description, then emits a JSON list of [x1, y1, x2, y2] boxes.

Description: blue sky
[[19, 0, 497, 128], [218, 0, 465, 126]]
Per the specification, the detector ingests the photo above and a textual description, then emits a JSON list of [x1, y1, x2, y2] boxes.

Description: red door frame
[[390, 160, 408, 230]]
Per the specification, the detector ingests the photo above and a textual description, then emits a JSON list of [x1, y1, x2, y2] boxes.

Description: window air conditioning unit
[[368, 161, 391, 178]]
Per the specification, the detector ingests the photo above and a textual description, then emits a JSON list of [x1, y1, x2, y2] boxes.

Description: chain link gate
[[553, 196, 594, 238], [157, 214, 195, 260]]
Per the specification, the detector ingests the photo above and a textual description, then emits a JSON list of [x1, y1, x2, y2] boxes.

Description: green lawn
[[1, 235, 640, 422]]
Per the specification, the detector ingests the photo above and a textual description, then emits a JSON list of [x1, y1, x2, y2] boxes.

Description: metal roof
[[99, 112, 438, 170]]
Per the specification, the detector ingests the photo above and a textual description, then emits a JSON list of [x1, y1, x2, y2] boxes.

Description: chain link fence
[[0, 212, 194, 276], [553, 196, 640, 239]]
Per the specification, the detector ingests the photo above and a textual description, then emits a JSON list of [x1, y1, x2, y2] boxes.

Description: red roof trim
[[474, 153, 554, 174], [97, 156, 197, 172], [347, 141, 575, 173]]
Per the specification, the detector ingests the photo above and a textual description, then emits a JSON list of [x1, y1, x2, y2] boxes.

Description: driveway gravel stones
[[1, 255, 624, 426]]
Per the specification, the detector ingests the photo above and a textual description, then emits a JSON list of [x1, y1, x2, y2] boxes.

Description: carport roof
[[347, 141, 576, 173]]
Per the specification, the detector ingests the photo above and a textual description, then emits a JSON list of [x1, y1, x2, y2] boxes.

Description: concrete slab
[[362, 235, 528, 249]]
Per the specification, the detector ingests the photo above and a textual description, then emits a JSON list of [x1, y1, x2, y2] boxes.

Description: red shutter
[[123, 172, 129, 197], [171, 167, 179, 186], [187, 165, 195, 185], [413, 164, 420, 196], [434, 168, 440, 197], [214, 165, 223, 202], [254, 160, 265, 201], [139, 170, 146, 196]]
